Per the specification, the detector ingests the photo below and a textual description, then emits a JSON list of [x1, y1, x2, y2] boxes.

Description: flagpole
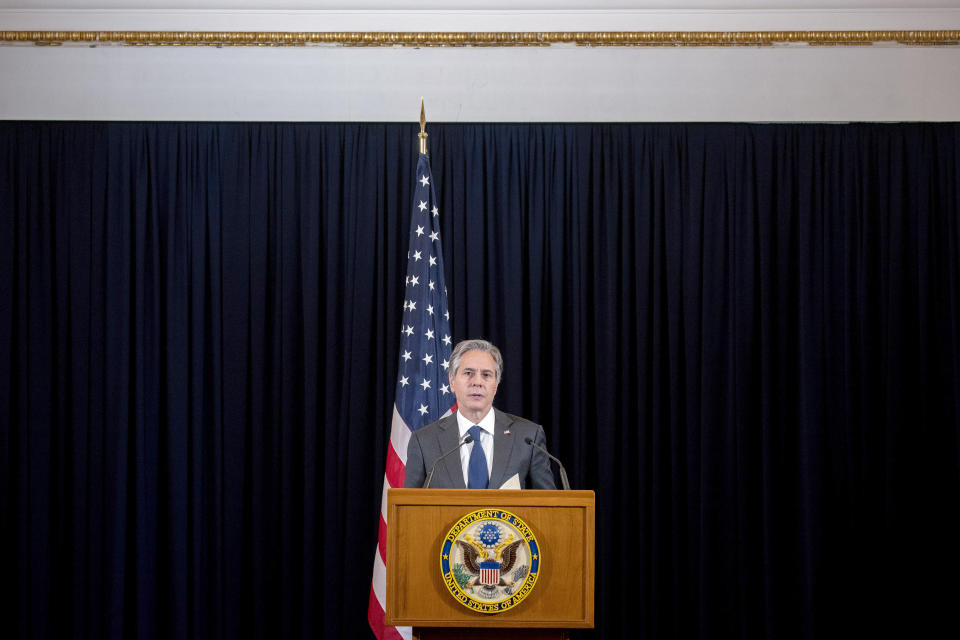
[[369, 96, 454, 640], [418, 98, 428, 155]]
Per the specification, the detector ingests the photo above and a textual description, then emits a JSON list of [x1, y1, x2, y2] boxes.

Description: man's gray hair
[[449, 339, 503, 382]]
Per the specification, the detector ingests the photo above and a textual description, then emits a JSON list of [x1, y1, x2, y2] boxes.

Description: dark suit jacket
[[403, 409, 557, 490]]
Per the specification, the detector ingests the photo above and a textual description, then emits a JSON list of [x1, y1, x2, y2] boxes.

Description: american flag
[[368, 151, 455, 640]]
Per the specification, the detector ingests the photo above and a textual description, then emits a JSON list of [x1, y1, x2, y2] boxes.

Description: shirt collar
[[456, 408, 496, 438]]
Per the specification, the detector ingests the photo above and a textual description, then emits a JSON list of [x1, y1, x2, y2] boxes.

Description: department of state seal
[[440, 509, 541, 614]]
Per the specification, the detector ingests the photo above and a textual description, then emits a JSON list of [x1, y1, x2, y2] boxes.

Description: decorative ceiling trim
[[2, 30, 959, 47]]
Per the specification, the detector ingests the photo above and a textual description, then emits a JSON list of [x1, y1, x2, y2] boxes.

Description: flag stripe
[[367, 585, 407, 640], [390, 406, 411, 466], [385, 441, 405, 492], [377, 513, 388, 564], [371, 548, 388, 606], [380, 474, 391, 523]]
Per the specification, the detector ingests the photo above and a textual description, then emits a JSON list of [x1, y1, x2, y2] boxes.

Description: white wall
[[3, 45, 959, 122], [2, 3, 959, 121]]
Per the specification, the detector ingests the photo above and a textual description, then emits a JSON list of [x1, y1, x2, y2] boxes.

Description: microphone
[[525, 436, 571, 491], [423, 434, 473, 489]]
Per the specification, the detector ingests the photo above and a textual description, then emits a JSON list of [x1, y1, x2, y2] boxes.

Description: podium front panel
[[386, 489, 594, 629]]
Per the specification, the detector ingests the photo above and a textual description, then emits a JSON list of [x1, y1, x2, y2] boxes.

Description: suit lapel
[[489, 409, 516, 489], [436, 415, 466, 489]]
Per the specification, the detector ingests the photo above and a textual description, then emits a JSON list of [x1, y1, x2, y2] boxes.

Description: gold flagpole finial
[[418, 97, 428, 155]]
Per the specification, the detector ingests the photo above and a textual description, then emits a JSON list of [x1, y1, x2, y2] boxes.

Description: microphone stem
[[558, 466, 571, 491], [422, 435, 472, 489], [526, 436, 571, 490]]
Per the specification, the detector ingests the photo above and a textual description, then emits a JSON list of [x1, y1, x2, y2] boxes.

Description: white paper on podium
[[498, 474, 521, 490]]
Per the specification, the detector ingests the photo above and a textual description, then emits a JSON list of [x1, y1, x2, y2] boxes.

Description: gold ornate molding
[[1, 30, 959, 47]]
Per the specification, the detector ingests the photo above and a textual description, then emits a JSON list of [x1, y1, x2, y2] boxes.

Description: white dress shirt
[[456, 409, 495, 487]]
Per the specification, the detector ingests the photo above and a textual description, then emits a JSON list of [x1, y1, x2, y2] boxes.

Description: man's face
[[449, 349, 499, 420]]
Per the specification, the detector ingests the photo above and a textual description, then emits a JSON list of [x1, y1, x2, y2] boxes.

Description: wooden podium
[[386, 489, 594, 640]]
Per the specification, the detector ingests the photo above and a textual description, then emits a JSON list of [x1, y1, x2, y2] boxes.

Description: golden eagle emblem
[[440, 509, 541, 613]]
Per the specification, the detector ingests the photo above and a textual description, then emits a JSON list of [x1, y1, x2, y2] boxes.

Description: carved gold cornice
[[1, 30, 958, 47]]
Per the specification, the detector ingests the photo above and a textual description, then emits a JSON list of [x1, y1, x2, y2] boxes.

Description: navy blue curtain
[[2, 122, 959, 639]]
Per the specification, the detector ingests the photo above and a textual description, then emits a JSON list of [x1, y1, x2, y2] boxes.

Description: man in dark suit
[[404, 339, 557, 490]]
